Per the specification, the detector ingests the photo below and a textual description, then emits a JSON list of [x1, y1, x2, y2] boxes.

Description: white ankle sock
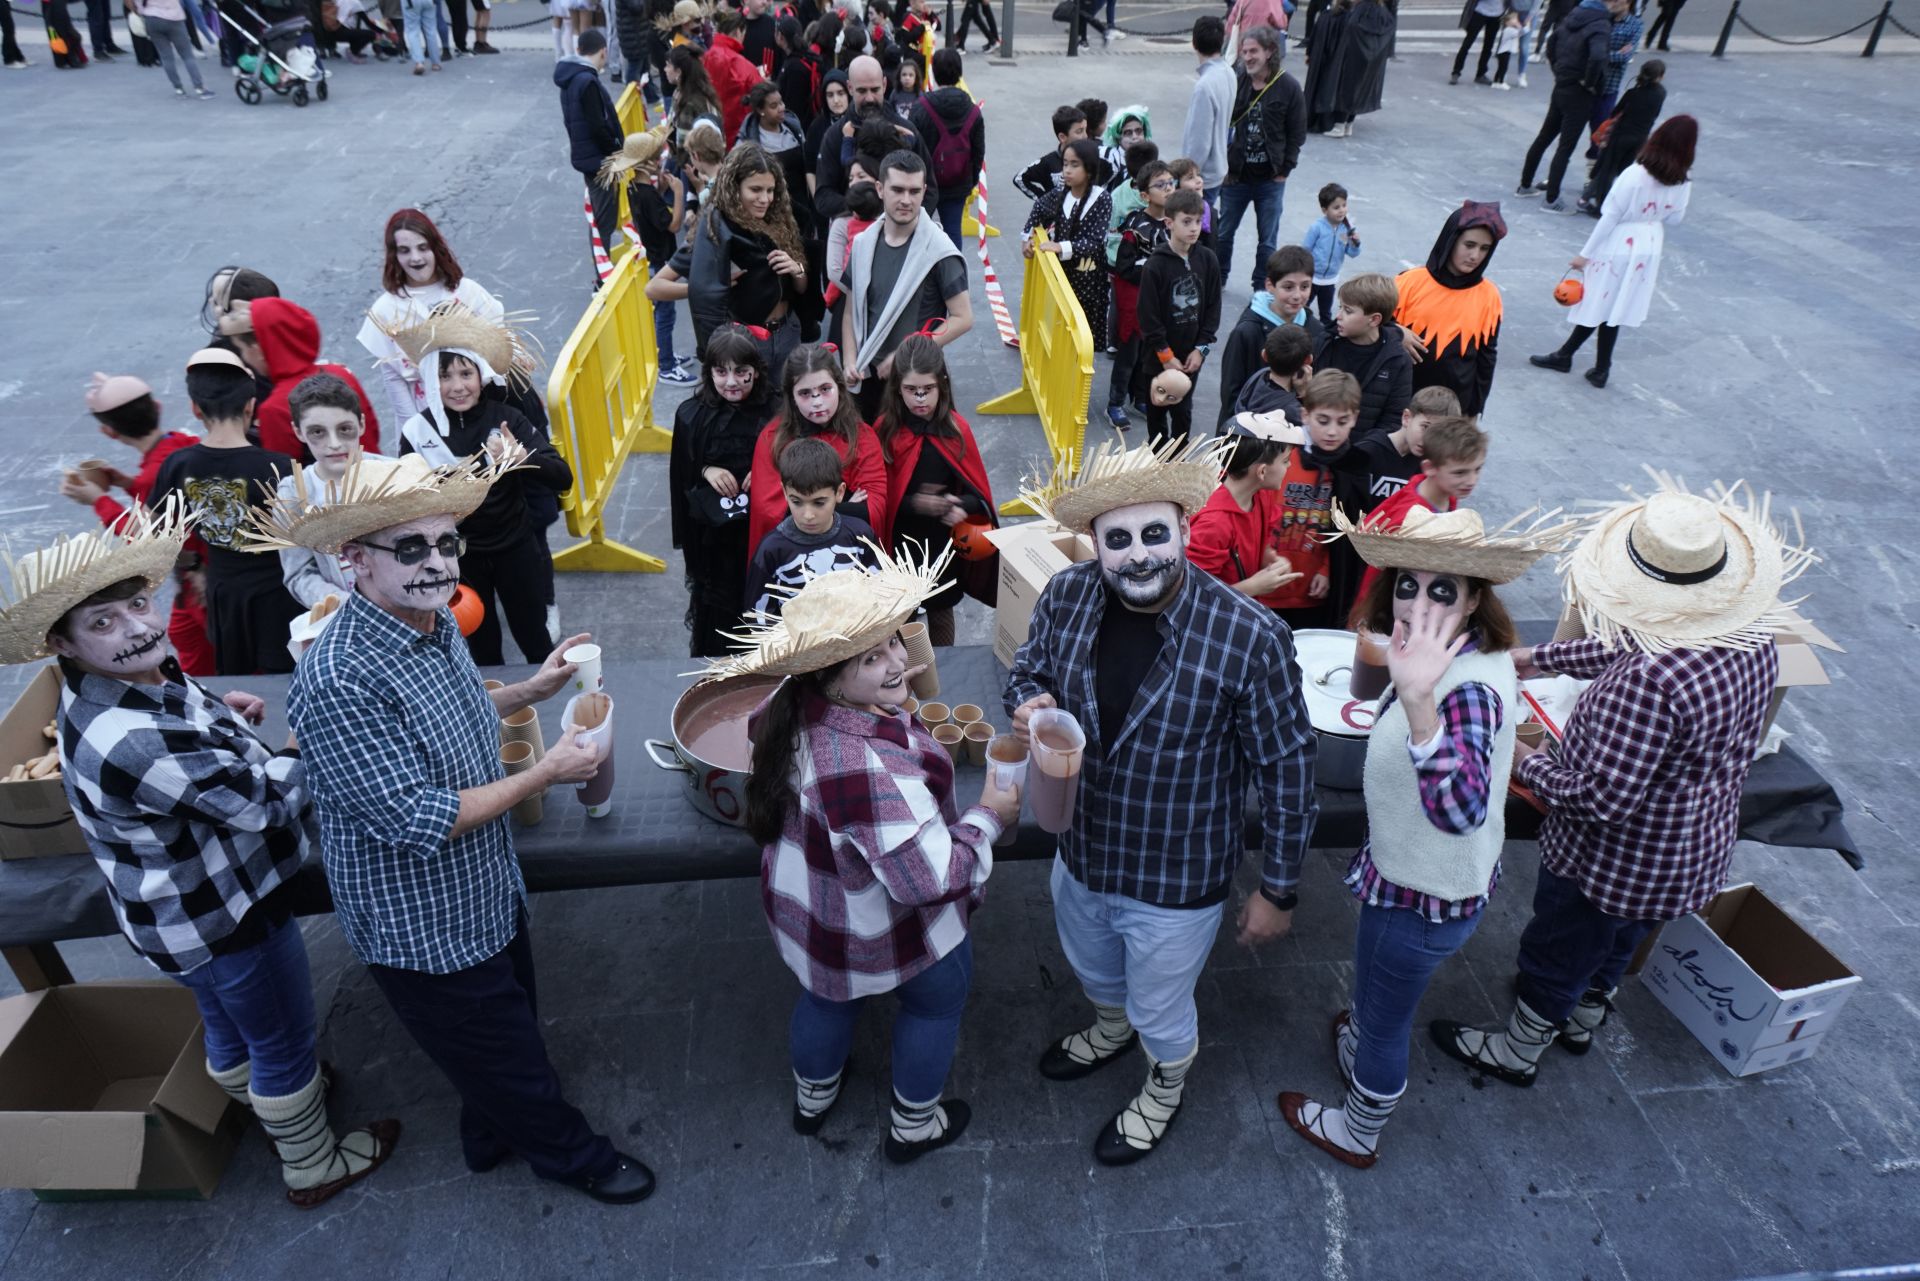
[[207, 1058, 251, 1108], [1057, 1001, 1133, 1068], [1112, 1048, 1194, 1153], [888, 1091, 950, 1145], [1297, 1078, 1405, 1157], [795, 1067, 843, 1119], [251, 1072, 382, 1191], [1561, 986, 1616, 1044]]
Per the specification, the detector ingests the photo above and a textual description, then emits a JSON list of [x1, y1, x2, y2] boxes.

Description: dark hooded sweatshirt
[[554, 55, 622, 176], [1393, 201, 1507, 417], [1313, 319, 1413, 440], [249, 298, 381, 462]]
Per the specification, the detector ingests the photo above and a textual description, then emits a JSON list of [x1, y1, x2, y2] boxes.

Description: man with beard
[[1004, 439, 1318, 1164], [814, 54, 939, 221], [263, 454, 659, 1206], [0, 505, 398, 1208]]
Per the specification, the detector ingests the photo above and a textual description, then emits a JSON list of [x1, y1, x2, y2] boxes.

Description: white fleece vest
[[1364, 649, 1517, 903]]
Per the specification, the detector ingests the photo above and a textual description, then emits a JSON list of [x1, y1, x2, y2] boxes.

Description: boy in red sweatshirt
[[1267, 369, 1369, 629], [220, 298, 381, 463], [1187, 415, 1305, 608], [1355, 414, 1488, 598]]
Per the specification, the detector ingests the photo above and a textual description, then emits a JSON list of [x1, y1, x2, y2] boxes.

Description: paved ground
[[2, 20, 1919, 1281]]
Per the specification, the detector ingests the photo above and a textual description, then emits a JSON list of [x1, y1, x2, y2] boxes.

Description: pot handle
[[643, 738, 690, 773]]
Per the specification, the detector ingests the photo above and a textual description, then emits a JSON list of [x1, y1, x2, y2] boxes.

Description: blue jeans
[[1514, 861, 1657, 1025], [652, 297, 677, 367], [790, 937, 974, 1102], [1050, 855, 1223, 1061], [173, 913, 319, 1097], [937, 193, 969, 251], [1350, 903, 1481, 1096], [1215, 176, 1287, 291], [400, 0, 441, 63]]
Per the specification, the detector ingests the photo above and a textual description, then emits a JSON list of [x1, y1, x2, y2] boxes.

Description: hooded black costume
[[1304, 0, 1395, 134], [1393, 201, 1507, 417]]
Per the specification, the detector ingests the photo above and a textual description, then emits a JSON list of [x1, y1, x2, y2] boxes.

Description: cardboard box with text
[[984, 522, 1095, 667]]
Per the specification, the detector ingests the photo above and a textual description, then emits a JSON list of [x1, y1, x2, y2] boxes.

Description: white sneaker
[[1493, 82, 1510, 91], [1518, 72, 1529, 87], [1110, 26, 1126, 39]]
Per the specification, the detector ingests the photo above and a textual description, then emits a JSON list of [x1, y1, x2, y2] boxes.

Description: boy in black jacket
[[1215, 244, 1322, 429], [554, 31, 623, 284], [1228, 324, 1313, 425], [1105, 160, 1174, 430], [1135, 189, 1221, 449], [1014, 104, 1087, 201], [1312, 272, 1412, 441]]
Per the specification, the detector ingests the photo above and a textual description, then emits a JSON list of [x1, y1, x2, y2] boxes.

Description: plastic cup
[[565, 643, 603, 693], [1349, 630, 1391, 701], [563, 691, 615, 818], [933, 723, 966, 764], [900, 621, 940, 698], [986, 733, 1028, 847], [501, 740, 544, 827], [918, 701, 952, 728], [952, 704, 985, 728], [963, 721, 992, 766], [1028, 708, 1085, 835]]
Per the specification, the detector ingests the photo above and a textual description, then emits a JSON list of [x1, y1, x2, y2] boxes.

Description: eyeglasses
[[359, 533, 466, 566], [1147, 179, 1178, 191]]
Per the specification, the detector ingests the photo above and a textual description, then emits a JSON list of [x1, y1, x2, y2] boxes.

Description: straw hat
[[375, 301, 529, 381], [1017, 436, 1232, 535], [241, 452, 514, 555], [1332, 505, 1578, 586], [0, 501, 190, 665], [697, 542, 953, 681], [1560, 469, 1815, 654], [597, 124, 672, 191], [84, 373, 151, 414]]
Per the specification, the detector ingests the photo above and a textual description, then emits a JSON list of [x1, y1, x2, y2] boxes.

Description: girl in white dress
[[1528, 115, 1696, 389], [357, 208, 508, 430]]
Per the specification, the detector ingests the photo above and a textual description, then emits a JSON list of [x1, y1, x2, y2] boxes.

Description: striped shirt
[[288, 590, 523, 974], [1004, 561, 1318, 906], [57, 659, 313, 974]]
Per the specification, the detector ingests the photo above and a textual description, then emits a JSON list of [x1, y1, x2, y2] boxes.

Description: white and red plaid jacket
[[761, 689, 1000, 1002], [1517, 637, 1779, 922]]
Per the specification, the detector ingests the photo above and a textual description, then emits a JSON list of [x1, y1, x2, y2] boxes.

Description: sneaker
[[175, 86, 187, 96], [982, 39, 1000, 54], [1110, 26, 1126, 39], [473, 42, 499, 53], [1492, 82, 1510, 91], [1514, 183, 1542, 197], [1473, 74, 1492, 85], [1448, 71, 1460, 84], [659, 361, 698, 386], [1518, 72, 1528, 87], [4, 58, 34, 69], [1542, 198, 1567, 212], [1104, 406, 1131, 430], [197, 87, 217, 98]]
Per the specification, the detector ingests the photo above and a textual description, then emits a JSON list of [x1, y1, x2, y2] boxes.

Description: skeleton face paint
[[51, 591, 170, 681], [1092, 501, 1187, 612], [1391, 569, 1477, 639], [346, 514, 462, 617]]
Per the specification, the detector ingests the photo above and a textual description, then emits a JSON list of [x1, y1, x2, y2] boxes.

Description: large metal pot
[[1292, 629, 1377, 791], [644, 674, 781, 827]]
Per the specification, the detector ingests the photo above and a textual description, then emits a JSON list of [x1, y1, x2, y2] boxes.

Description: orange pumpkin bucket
[[449, 584, 485, 635], [950, 518, 996, 562], [1553, 270, 1585, 307]]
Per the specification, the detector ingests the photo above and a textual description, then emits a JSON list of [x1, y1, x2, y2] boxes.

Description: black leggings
[[1646, 0, 1685, 48], [461, 531, 558, 666], [1559, 323, 1620, 370], [1312, 283, 1337, 328], [957, 0, 997, 46]]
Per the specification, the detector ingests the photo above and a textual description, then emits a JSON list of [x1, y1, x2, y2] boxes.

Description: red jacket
[[747, 420, 893, 558], [1355, 481, 1455, 600], [249, 298, 381, 462], [881, 413, 994, 538], [706, 34, 763, 145], [1188, 484, 1288, 607], [92, 430, 199, 530]]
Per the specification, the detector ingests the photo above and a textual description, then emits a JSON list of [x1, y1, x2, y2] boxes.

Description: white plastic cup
[[565, 643, 603, 693]]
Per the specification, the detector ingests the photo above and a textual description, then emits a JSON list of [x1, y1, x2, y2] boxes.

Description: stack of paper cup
[[501, 705, 546, 765], [500, 741, 544, 826], [900, 622, 939, 699], [562, 691, 616, 818], [565, 643, 604, 693]]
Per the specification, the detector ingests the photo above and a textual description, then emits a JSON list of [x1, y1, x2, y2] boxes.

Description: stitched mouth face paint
[[52, 592, 171, 680], [1092, 502, 1188, 612], [403, 577, 459, 594], [112, 633, 164, 665]]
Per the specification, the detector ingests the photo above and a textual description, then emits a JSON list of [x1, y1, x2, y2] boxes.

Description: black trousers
[[1144, 391, 1193, 450], [1646, 0, 1685, 48], [368, 917, 617, 1183], [2, 1, 24, 63], [84, 0, 115, 52], [956, 0, 997, 47], [1311, 282, 1337, 327], [1520, 82, 1596, 202], [461, 530, 556, 666], [1451, 11, 1497, 77], [444, 0, 467, 50]]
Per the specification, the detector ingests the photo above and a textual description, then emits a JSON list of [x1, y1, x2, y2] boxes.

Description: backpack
[[925, 99, 981, 192]]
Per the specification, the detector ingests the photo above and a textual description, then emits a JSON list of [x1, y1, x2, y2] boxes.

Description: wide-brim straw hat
[[597, 125, 672, 190], [1017, 436, 1232, 535], [1560, 469, 1815, 653], [374, 301, 535, 383], [241, 452, 515, 555], [697, 542, 954, 681], [1331, 504, 1578, 586], [0, 500, 190, 665]]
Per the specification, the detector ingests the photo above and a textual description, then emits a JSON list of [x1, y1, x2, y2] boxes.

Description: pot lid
[[1292, 629, 1377, 737]]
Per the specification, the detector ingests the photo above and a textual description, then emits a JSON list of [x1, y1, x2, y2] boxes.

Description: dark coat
[[1226, 69, 1307, 180], [554, 57, 622, 176], [910, 87, 987, 193], [1314, 321, 1414, 440], [1547, 0, 1613, 90], [1304, 0, 1395, 125]]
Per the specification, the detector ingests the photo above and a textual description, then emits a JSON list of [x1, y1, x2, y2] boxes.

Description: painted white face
[[711, 361, 757, 403], [344, 514, 462, 614], [50, 588, 170, 679], [393, 229, 437, 287], [1391, 570, 1478, 639], [829, 634, 910, 708], [298, 408, 363, 477], [1092, 501, 1188, 611]]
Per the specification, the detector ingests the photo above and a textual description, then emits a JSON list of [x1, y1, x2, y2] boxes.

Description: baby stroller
[[217, 0, 330, 105]]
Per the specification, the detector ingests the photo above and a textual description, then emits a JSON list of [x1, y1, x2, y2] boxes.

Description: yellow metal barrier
[[545, 250, 672, 572], [614, 81, 649, 136], [976, 230, 1095, 516], [962, 189, 999, 239]]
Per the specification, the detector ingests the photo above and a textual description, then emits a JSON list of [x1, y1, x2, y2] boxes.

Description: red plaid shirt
[[760, 689, 1001, 1002], [1516, 637, 1779, 921]]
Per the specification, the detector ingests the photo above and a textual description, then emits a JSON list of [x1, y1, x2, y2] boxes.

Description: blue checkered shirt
[[1604, 14, 1643, 97], [57, 659, 313, 974], [1005, 561, 1319, 906], [288, 590, 523, 974]]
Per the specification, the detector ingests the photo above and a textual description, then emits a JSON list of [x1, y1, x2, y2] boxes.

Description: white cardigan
[[1363, 648, 1517, 903]]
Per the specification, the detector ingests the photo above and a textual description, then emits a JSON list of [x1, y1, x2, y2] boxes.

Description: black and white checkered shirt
[[288, 590, 523, 975], [57, 659, 314, 975], [1005, 561, 1320, 906]]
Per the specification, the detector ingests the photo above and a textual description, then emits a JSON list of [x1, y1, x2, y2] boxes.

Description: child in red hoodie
[[219, 298, 381, 462], [1355, 414, 1487, 599], [1187, 415, 1305, 609]]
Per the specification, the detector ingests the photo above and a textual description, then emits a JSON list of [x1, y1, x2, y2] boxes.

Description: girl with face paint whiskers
[[1278, 506, 1567, 1171]]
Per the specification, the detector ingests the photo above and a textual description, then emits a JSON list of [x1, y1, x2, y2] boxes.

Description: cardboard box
[[0, 981, 241, 1200], [1639, 883, 1861, 1077], [0, 665, 86, 860], [1552, 605, 1839, 736], [984, 522, 1095, 668]]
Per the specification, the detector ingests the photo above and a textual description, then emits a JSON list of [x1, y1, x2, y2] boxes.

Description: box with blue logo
[[1639, 883, 1860, 1077]]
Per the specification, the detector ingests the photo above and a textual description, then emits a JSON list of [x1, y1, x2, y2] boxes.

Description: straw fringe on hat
[[1017, 436, 1232, 535], [695, 541, 954, 681], [1331, 505, 1579, 586], [1560, 468, 1816, 654], [0, 500, 191, 665], [241, 452, 519, 555], [373, 302, 540, 386], [597, 125, 672, 191], [655, 0, 708, 32]]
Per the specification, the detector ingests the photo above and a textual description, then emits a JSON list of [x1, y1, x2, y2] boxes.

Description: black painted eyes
[[1104, 523, 1173, 551]]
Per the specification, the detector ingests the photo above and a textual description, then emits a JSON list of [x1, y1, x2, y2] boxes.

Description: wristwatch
[[1259, 886, 1298, 912]]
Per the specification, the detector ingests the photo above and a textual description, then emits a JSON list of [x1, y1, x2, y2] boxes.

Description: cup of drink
[[483, 679, 507, 694], [933, 723, 966, 763], [985, 732, 1028, 847], [1027, 708, 1085, 835], [562, 690, 615, 818], [75, 458, 113, 490], [1516, 720, 1547, 750], [1349, 629, 1391, 701], [918, 701, 952, 728], [963, 721, 992, 765], [899, 695, 919, 719], [952, 704, 985, 728], [565, 642, 603, 693]]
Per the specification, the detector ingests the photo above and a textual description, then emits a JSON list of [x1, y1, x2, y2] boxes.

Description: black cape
[[1305, 0, 1395, 130]]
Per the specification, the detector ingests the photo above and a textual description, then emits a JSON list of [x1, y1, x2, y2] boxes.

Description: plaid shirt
[[762, 689, 1000, 1002], [1005, 561, 1318, 906], [1517, 637, 1779, 922], [57, 659, 313, 975], [288, 591, 523, 974], [1346, 662, 1504, 923], [1604, 14, 1643, 97]]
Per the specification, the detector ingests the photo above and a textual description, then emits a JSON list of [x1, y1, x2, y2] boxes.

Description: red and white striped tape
[[584, 188, 613, 283], [972, 170, 1018, 349]]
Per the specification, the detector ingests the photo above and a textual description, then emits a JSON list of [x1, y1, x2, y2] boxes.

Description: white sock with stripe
[[207, 1058, 252, 1109], [1056, 1001, 1134, 1069], [251, 1071, 382, 1191], [1294, 1078, 1405, 1158], [795, 1067, 844, 1120], [888, 1090, 952, 1146], [1111, 1048, 1195, 1153]]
